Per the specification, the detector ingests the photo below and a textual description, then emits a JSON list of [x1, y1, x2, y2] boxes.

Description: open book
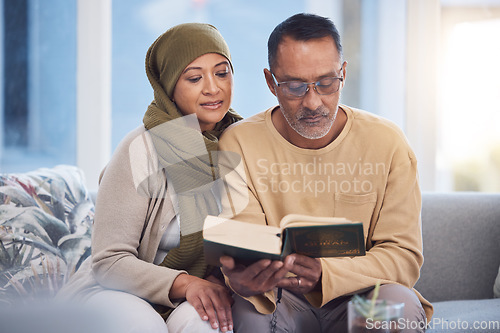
[[203, 214, 365, 266]]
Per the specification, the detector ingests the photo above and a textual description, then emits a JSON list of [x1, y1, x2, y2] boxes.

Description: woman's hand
[[170, 273, 234, 332]]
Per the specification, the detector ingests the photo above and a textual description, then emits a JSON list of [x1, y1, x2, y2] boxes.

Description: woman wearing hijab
[[58, 23, 242, 333]]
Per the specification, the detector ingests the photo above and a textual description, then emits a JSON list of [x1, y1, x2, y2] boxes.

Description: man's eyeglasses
[[271, 71, 344, 98]]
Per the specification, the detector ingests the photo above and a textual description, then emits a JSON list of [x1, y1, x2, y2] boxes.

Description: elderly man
[[218, 13, 432, 333]]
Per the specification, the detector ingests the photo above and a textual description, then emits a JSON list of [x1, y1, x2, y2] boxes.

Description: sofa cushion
[[427, 299, 500, 332], [416, 192, 500, 302], [0, 165, 94, 299]]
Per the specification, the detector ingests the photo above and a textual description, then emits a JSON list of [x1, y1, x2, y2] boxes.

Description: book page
[[279, 214, 351, 229], [204, 216, 283, 255]]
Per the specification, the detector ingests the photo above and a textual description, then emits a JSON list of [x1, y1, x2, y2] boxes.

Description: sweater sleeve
[[218, 128, 281, 313], [90, 128, 185, 308], [218, 131, 266, 224]]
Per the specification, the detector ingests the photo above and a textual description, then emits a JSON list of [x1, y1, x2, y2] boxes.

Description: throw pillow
[[0, 165, 94, 299], [494, 265, 500, 298]]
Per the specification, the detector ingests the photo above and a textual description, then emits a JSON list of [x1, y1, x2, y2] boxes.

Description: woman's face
[[172, 53, 233, 132]]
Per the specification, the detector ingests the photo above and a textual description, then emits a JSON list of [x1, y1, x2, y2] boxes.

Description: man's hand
[[170, 274, 234, 332], [220, 256, 292, 297], [276, 254, 322, 294]]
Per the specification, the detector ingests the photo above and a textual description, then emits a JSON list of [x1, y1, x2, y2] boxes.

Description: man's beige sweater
[[218, 105, 433, 321]]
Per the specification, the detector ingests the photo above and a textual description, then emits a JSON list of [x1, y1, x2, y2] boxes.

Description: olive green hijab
[[143, 22, 241, 134], [142, 23, 241, 315]]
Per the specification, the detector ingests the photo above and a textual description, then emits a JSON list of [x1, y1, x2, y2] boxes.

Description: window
[[2, 0, 499, 192], [438, 3, 500, 191], [0, 0, 77, 172], [111, 0, 407, 148], [111, 0, 311, 148]]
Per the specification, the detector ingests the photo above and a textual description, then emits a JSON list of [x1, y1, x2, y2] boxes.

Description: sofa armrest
[[415, 192, 500, 302]]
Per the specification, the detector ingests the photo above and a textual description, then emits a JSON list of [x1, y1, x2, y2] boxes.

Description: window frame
[[76, 0, 112, 191]]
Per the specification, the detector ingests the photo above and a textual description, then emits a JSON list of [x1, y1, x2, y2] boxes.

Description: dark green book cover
[[204, 219, 365, 266], [284, 223, 365, 258]]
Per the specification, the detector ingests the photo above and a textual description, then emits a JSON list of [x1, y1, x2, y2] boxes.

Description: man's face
[[265, 36, 345, 140]]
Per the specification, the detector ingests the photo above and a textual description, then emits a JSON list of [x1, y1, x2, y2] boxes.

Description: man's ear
[[340, 61, 348, 88], [263, 68, 277, 97]]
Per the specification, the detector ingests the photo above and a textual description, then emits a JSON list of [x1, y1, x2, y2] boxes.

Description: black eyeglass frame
[[270, 66, 344, 98]]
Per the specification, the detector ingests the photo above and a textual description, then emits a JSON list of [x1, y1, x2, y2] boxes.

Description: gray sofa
[[86, 191, 500, 331], [416, 192, 500, 332]]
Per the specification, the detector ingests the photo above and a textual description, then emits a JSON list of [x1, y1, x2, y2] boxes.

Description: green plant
[[350, 280, 385, 320], [349, 281, 405, 333]]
